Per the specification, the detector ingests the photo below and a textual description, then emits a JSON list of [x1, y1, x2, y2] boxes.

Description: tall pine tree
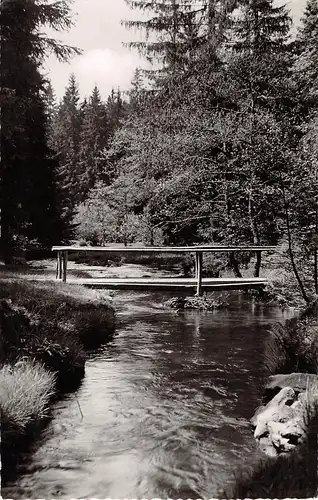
[[52, 73, 82, 216], [294, 0, 318, 111], [77, 85, 110, 199], [0, 0, 80, 263]]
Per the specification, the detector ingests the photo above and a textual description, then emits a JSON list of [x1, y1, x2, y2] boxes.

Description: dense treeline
[[74, 0, 318, 302], [0, 0, 317, 302], [46, 75, 127, 227]]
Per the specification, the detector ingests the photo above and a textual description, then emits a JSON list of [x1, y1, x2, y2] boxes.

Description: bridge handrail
[[52, 245, 277, 253]]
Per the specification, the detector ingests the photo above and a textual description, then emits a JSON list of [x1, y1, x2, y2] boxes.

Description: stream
[[3, 264, 294, 499]]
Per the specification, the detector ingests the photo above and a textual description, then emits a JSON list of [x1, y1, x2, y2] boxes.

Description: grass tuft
[[0, 359, 56, 434]]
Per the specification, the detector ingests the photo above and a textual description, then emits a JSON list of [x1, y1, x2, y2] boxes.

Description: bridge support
[[56, 251, 62, 280], [195, 251, 203, 296], [56, 250, 68, 282], [62, 250, 68, 283]]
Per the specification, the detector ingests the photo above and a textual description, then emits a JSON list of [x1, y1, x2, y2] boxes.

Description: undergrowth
[[264, 300, 318, 375]]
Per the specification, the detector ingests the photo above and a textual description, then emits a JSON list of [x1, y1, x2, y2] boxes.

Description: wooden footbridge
[[52, 245, 275, 295]]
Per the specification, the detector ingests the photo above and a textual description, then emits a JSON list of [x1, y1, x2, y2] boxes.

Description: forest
[[1, 0, 318, 304]]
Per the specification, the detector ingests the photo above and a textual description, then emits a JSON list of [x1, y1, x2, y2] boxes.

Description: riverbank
[[0, 278, 115, 484], [225, 300, 318, 498]]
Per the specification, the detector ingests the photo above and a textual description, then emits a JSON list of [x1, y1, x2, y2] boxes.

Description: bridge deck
[[55, 277, 268, 290]]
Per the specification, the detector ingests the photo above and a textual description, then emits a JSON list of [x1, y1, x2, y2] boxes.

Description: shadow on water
[[3, 289, 294, 500]]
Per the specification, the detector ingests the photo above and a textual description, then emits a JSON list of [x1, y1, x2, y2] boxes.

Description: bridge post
[[195, 251, 203, 296], [62, 251, 68, 283], [56, 251, 63, 280], [254, 250, 262, 277]]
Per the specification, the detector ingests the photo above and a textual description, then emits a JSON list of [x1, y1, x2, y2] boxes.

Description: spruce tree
[[229, 0, 292, 113], [106, 88, 126, 134], [0, 0, 79, 263], [294, 0, 318, 110], [77, 85, 110, 199], [129, 68, 147, 114], [52, 73, 82, 207], [123, 0, 207, 77]]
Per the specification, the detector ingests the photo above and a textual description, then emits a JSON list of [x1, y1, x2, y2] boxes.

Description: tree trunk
[[0, 206, 14, 265], [248, 188, 261, 277], [229, 251, 242, 278], [254, 251, 262, 278], [314, 184, 318, 295], [281, 175, 309, 303]]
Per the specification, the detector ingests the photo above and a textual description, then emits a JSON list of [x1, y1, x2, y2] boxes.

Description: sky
[[44, 0, 308, 101]]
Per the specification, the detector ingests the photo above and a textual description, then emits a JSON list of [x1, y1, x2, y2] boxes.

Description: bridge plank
[[53, 277, 268, 290]]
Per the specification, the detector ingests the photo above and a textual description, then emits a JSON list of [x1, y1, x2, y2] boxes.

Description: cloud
[[44, 0, 306, 101], [43, 0, 147, 100], [43, 47, 144, 101], [73, 48, 142, 98]]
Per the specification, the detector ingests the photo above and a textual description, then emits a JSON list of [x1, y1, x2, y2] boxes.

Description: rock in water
[[251, 386, 307, 455]]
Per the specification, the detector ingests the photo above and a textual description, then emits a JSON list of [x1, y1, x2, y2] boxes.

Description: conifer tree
[[52, 73, 82, 208], [77, 85, 110, 199], [294, 0, 318, 110], [129, 68, 147, 113], [43, 80, 58, 147], [123, 0, 207, 77], [106, 88, 126, 134], [230, 0, 292, 113], [0, 0, 80, 263]]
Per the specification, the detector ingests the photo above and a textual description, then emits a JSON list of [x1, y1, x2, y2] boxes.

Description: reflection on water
[[3, 290, 294, 499]]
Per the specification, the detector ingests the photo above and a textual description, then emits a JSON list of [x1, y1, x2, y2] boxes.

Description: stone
[[267, 419, 305, 452], [251, 385, 309, 456], [252, 387, 297, 439], [258, 435, 278, 457], [250, 404, 266, 427]]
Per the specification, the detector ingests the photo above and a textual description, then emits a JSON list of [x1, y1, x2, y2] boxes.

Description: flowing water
[[3, 271, 294, 499]]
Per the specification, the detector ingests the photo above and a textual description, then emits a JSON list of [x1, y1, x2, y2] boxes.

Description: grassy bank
[[0, 278, 115, 484], [224, 300, 318, 498]]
